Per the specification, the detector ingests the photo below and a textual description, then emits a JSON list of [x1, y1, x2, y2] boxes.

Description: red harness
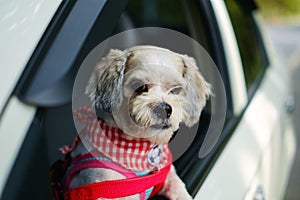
[[65, 152, 171, 200], [50, 151, 172, 200]]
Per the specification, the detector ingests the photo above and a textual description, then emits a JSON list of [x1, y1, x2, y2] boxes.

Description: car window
[[225, 0, 269, 96], [118, 0, 233, 196]]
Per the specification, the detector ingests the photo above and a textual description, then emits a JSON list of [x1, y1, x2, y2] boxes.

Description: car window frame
[[224, 0, 269, 98], [180, 0, 269, 196], [14, 0, 128, 107], [173, 0, 241, 196]]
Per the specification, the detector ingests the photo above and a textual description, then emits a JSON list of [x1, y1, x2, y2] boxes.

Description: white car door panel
[[195, 1, 296, 199], [195, 57, 295, 200]]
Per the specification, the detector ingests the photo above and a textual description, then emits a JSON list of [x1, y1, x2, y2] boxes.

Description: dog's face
[[86, 46, 211, 144]]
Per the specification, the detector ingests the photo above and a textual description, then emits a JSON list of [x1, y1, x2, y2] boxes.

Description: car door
[[195, 0, 296, 199]]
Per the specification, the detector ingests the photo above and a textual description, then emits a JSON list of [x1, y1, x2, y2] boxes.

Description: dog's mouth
[[150, 123, 171, 130]]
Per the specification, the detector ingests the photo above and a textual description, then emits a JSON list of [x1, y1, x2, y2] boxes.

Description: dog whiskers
[[130, 97, 153, 128]]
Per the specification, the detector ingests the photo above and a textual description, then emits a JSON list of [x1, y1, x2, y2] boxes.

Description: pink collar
[[61, 105, 171, 172]]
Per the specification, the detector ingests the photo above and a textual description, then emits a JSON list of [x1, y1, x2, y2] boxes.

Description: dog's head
[[86, 46, 211, 144]]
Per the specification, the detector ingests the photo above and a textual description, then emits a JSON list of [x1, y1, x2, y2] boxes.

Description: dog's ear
[[181, 55, 212, 127], [85, 49, 132, 113]]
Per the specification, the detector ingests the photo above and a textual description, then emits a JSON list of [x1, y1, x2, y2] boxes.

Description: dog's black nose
[[153, 103, 172, 119]]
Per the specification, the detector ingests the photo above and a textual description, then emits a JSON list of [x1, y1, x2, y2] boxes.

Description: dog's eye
[[130, 81, 148, 94], [170, 86, 183, 94], [135, 84, 148, 94]]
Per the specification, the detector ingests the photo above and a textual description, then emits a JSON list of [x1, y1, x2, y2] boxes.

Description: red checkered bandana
[[61, 105, 171, 172]]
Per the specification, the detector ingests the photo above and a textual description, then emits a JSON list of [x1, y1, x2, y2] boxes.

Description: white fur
[[71, 45, 211, 199]]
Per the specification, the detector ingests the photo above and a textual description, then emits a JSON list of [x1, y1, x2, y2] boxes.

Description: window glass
[[225, 0, 268, 95], [120, 0, 211, 53], [125, 0, 188, 34]]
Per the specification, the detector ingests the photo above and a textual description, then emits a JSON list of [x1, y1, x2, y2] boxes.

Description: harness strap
[[63, 152, 138, 191], [64, 164, 171, 200]]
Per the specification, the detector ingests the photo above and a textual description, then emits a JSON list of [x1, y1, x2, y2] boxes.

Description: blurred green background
[[256, 0, 300, 21]]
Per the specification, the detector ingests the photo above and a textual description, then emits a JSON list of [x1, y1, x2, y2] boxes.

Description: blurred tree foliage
[[256, 0, 300, 18]]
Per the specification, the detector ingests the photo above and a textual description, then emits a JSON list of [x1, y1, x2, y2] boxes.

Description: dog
[[62, 45, 211, 200]]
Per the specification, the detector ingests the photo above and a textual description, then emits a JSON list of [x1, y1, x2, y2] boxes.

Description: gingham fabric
[[60, 105, 171, 172]]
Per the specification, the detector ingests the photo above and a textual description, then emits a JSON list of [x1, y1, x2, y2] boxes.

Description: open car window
[[3, 0, 243, 199]]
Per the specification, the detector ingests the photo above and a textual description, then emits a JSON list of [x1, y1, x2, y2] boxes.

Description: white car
[[0, 0, 296, 199]]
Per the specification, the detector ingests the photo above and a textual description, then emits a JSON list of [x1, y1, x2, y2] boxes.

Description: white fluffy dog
[[64, 45, 211, 200]]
